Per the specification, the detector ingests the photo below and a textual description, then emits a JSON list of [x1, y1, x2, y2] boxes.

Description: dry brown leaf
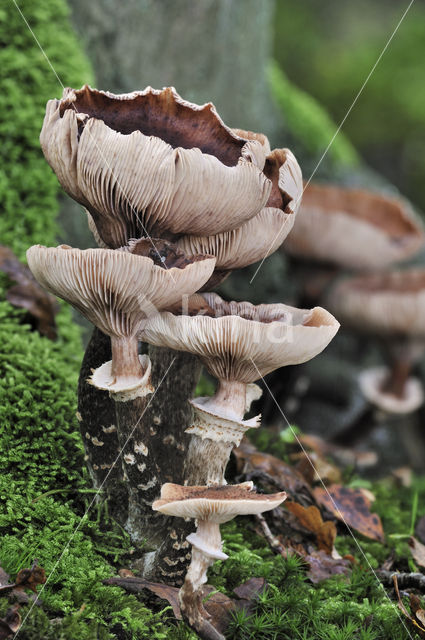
[[304, 549, 351, 584], [313, 485, 384, 542], [104, 576, 182, 619], [298, 433, 377, 469], [291, 451, 342, 485], [233, 439, 313, 501], [0, 246, 58, 339], [285, 501, 337, 554], [409, 537, 425, 570]]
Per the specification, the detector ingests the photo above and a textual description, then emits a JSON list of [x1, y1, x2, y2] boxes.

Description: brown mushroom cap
[[26, 245, 216, 337], [325, 269, 425, 338], [152, 481, 287, 523], [284, 182, 424, 270], [141, 292, 339, 382], [40, 85, 272, 248]]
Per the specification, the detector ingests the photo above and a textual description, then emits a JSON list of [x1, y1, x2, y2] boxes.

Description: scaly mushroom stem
[[110, 335, 145, 381], [185, 379, 260, 485], [179, 521, 227, 640]]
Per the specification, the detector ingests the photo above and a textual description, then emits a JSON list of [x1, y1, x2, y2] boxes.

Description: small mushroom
[[26, 244, 215, 400], [325, 269, 425, 414], [40, 85, 274, 248], [153, 481, 286, 637], [285, 182, 424, 271], [142, 292, 339, 483]]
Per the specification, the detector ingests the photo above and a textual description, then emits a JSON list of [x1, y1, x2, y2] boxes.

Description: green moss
[[267, 60, 359, 169], [0, 0, 93, 258]]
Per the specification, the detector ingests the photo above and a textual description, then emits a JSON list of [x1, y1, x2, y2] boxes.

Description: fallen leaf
[[291, 451, 342, 485], [409, 537, 425, 570], [233, 439, 313, 502], [0, 605, 20, 639], [104, 576, 182, 619], [0, 562, 45, 600], [285, 502, 337, 555], [304, 549, 352, 584], [313, 485, 384, 542], [233, 577, 267, 605], [0, 245, 58, 339]]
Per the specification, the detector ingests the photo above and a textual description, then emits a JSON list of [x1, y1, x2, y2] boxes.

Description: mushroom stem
[[206, 379, 246, 418], [184, 379, 252, 486], [179, 521, 226, 640], [381, 357, 412, 399], [110, 336, 144, 381]]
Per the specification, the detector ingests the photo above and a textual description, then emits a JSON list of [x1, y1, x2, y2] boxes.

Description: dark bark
[[77, 327, 128, 524]]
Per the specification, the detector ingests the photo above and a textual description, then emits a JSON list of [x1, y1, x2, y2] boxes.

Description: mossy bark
[[78, 333, 201, 583]]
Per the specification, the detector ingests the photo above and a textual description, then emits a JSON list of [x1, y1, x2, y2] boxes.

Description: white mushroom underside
[[359, 367, 424, 414]]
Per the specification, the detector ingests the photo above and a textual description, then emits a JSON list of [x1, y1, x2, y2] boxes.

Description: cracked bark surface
[[77, 327, 128, 525]]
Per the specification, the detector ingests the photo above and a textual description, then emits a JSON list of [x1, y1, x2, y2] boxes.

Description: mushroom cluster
[[282, 180, 425, 421], [29, 84, 341, 633]]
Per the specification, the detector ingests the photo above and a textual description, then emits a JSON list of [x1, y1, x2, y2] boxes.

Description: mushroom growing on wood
[[27, 244, 215, 399], [142, 292, 339, 484], [285, 182, 424, 271], [153, 481, 287, 638], [325, 269, 425, 414], [40, 85, 273, 248]]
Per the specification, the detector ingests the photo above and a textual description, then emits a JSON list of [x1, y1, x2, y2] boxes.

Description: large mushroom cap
[[152, 481, 287, 523], [325, 269, 425, 338], [40, 85, 273, 248], [175, 149, 302, 273], [284, 182, 424, 270], [141, 292, 339, 382], [26, 244, 215, 337]]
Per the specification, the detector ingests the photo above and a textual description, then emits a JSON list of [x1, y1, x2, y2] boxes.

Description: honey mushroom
[[153, 481, 287, 639], [142, 292, 340, 485]]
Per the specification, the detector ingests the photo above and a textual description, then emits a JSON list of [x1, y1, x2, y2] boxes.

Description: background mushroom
[[142, 292, 339, 485], [284, 182, 424, 271], [153, 481, 287, 638], [325, 268, 425, 414]]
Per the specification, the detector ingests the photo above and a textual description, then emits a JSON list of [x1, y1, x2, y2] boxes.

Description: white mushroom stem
[[179, 520, 227, 639], [185, 379, 260, 486]]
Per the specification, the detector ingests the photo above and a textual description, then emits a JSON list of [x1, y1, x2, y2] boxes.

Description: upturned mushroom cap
[[152, 481, 287, 523], [26, 244, 216, 337], [40, 85, 272, 248], [325, 269, 425, 338], [359, 367, 424, 414], [141, 292, 339, 383], [175, 150, 302, 272], [284, 182, 424, 270]]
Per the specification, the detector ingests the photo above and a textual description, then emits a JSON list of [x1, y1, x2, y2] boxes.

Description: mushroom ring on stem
[[141, 292, 339, 484], [153, 482, 287, 637], [325, 269, 425, 414], [26, 243, 216, 401], [40, 85, 276, 248]]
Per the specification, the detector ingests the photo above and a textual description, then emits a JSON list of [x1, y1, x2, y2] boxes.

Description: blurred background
[[2, 0, 425, 476]]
